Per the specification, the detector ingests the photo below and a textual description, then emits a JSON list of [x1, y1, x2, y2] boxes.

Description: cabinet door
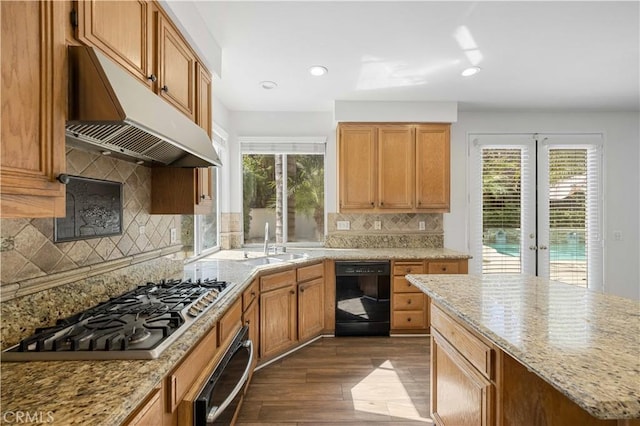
[[260, 285, 297, 359], [1, 1, 66, 218], [157, 13, 195, 119], [431, 330, 495, 426], [338, 125, 377, 210], [195, 167, 214, 213], [76, 0, 153, 87], [298, 277, 324, 341], [125, 386, 163, 426], [196, 62, 212, 137], [415, 124, 450, 212], [378, 125, 414, 210], [243, 299, 259, 370]]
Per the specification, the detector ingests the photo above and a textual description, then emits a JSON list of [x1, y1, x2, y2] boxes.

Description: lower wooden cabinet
[[125, 386, 163, 426], [242, 279, 260, 369], [260, 270, 297, 359], [431, 329, 495, 426], [298, 276, 324, 341]]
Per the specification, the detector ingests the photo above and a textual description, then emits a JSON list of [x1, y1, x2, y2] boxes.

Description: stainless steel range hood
[[66, 46, 221, 168]]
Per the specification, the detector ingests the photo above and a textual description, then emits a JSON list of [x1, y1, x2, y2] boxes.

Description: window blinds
[[240, 136, 326, 154]]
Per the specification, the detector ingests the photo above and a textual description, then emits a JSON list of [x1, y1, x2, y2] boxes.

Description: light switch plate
[[170, 228, 177, 244], [138, 225, 145, 235], [337, 220, 350, 230], [419, 221, 426, 231], [374, 220, 382, 230], [613, 231, 622, 241]]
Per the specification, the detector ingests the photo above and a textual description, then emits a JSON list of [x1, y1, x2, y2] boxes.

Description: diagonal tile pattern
[[0, 148, 181, 286]]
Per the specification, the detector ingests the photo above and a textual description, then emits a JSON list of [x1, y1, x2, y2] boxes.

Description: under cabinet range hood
[[66, 46, 221, 168]]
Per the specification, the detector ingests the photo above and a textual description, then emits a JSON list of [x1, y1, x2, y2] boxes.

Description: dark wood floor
[[236, 336, 433, 425]]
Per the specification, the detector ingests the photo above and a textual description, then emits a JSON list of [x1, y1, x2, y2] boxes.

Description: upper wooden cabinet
[[1, 0, 66, 218], [75, 0, 153, 88], [157, 13, 196, 120], [338, 125, 377, 210], [150, 167, 213, 215], [196, 63, 213, 137], [338, 123, 451, 213], [74, 0, 208, 124], [416, 124, 450, 211]]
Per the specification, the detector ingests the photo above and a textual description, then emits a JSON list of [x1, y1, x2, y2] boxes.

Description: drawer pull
[[407, 317, 412, 322], [407, 299, 412, 304], [405, 267, 412, 273]]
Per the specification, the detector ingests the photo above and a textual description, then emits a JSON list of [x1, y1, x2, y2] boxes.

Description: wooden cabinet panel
[[298, 277, 324, 341], [296, 262, 324, 282], [427, 259, 468, 274], [431, 329, 495, 426], [196, 62, 212, 137], [218, 298, 242, 347], [393, 262, 425, 276], [243, 296, 260, 368], [76, 0, 153, 87], [1, 0, 66, 218], [392, 310, 426, 329], [242, 279, 259, 311], [150, 167, 212, 214], [378, 125, 414, 210], [260, 284, 297, 359], [393, 293, 426, 310], [167, 325, 217, 412], [260, 269, 296, 293], [124, 386, 163, 426], [431, 304, 494, 379], [393, 276, 420, 293], [416, 124, 450, 212], [338, 125, 377, 210], [157, 13, 195, 119]]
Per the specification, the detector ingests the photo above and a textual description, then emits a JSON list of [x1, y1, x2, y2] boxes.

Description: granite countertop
[[405, 273, 640, 420], [1, 247, 469, 425]]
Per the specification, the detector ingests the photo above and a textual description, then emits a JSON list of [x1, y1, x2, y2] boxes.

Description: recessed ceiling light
[[461, 66, 481, 77], [309, 65, 328, 77], [259, 80, 278, 90]]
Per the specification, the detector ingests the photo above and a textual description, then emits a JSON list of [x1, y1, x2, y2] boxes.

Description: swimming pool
[[486, 242, 586, 261]]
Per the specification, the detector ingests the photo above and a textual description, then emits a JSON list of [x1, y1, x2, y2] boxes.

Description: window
[[470, 134, 603, 290], [241, 137, 326, 246]]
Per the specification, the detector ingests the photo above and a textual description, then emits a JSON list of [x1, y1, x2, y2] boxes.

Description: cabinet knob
[[370, 202, 374, 206], [406, 267, 411, 273], [407, 299, 412, 304], [290, 290, 296, 294], [407, 317, 412, 322], [441, 267, 447, 272], [418, 200, 422, 206], [57, 174, 70, 185], [380, 201, 384, 206], [147, 74, 157, 83], [201, 194, 206, 200], [245, 319, 250, 325], [161, 85, 169, 92], [251, 291, 256, 297]]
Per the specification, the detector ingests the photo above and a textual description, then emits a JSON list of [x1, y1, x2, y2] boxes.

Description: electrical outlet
[[138, 225, 145, 235], [336, 220, 350, 230], [170, 228, 177, 244], [419, 221, 426, 231], [374, 220, 382, 230], [613, 231, 623, 241]]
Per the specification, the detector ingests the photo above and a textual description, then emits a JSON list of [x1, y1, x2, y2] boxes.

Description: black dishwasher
[[335, 261, 390, 336]]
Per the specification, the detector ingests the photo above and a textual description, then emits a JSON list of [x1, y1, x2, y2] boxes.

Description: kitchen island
[[406, 273, 640, 425]]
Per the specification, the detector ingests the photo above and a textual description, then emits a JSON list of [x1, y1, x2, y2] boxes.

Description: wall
[[447, 111, 640, 300]]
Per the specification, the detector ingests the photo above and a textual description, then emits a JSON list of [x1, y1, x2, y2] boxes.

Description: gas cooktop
[[2, 278, 232, 361]]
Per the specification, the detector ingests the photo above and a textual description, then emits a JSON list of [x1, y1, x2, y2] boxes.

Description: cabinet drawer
[[297, 262, 324, 282], [393, 261, 425, 275], [393, 293, 426, 311], [427, 261, 460, 274], [260, 269, 296, 292], [393, 276, 420, 293], [242, 280, 259, 311], [167, 325, 217, 412], [218, 298, 242, 346], [431, 304, 494, 379], [393, 311, 426, 329]]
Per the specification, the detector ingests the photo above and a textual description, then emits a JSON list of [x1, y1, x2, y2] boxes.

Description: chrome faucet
[[263, 222, 270, 255]]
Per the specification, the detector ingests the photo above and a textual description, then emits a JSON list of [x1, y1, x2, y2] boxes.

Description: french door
[[469, 134, 603, 290]]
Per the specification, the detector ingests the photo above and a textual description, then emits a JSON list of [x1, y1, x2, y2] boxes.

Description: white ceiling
[[194, 1, 639, 112]]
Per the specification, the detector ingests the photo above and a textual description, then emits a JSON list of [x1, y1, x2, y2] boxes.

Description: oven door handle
[[206, 340, 253, 423]]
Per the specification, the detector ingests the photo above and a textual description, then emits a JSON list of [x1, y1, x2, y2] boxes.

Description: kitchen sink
[[242, 252, 308, 266]]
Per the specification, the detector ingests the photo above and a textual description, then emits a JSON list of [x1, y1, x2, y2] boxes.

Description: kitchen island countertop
[[405, 273, 640, 420], [1, 247, 468, 425]]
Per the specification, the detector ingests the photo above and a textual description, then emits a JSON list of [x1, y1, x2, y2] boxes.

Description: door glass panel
[[243, 154, 277, 244], [481, 148, 523, 274], [547, 148, 587, 286], [287, 155, 324, 243]]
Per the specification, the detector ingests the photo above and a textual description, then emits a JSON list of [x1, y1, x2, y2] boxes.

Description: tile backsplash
[[0, 147, 181, 288], [325, 212, 444, 248]]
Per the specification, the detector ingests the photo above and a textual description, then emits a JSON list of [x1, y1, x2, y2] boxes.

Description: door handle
[[529, 245, 538, 251]]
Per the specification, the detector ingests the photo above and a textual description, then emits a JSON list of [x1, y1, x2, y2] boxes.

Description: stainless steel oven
[[335, 261, 391, 336], [194, 325, 253, 425]]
